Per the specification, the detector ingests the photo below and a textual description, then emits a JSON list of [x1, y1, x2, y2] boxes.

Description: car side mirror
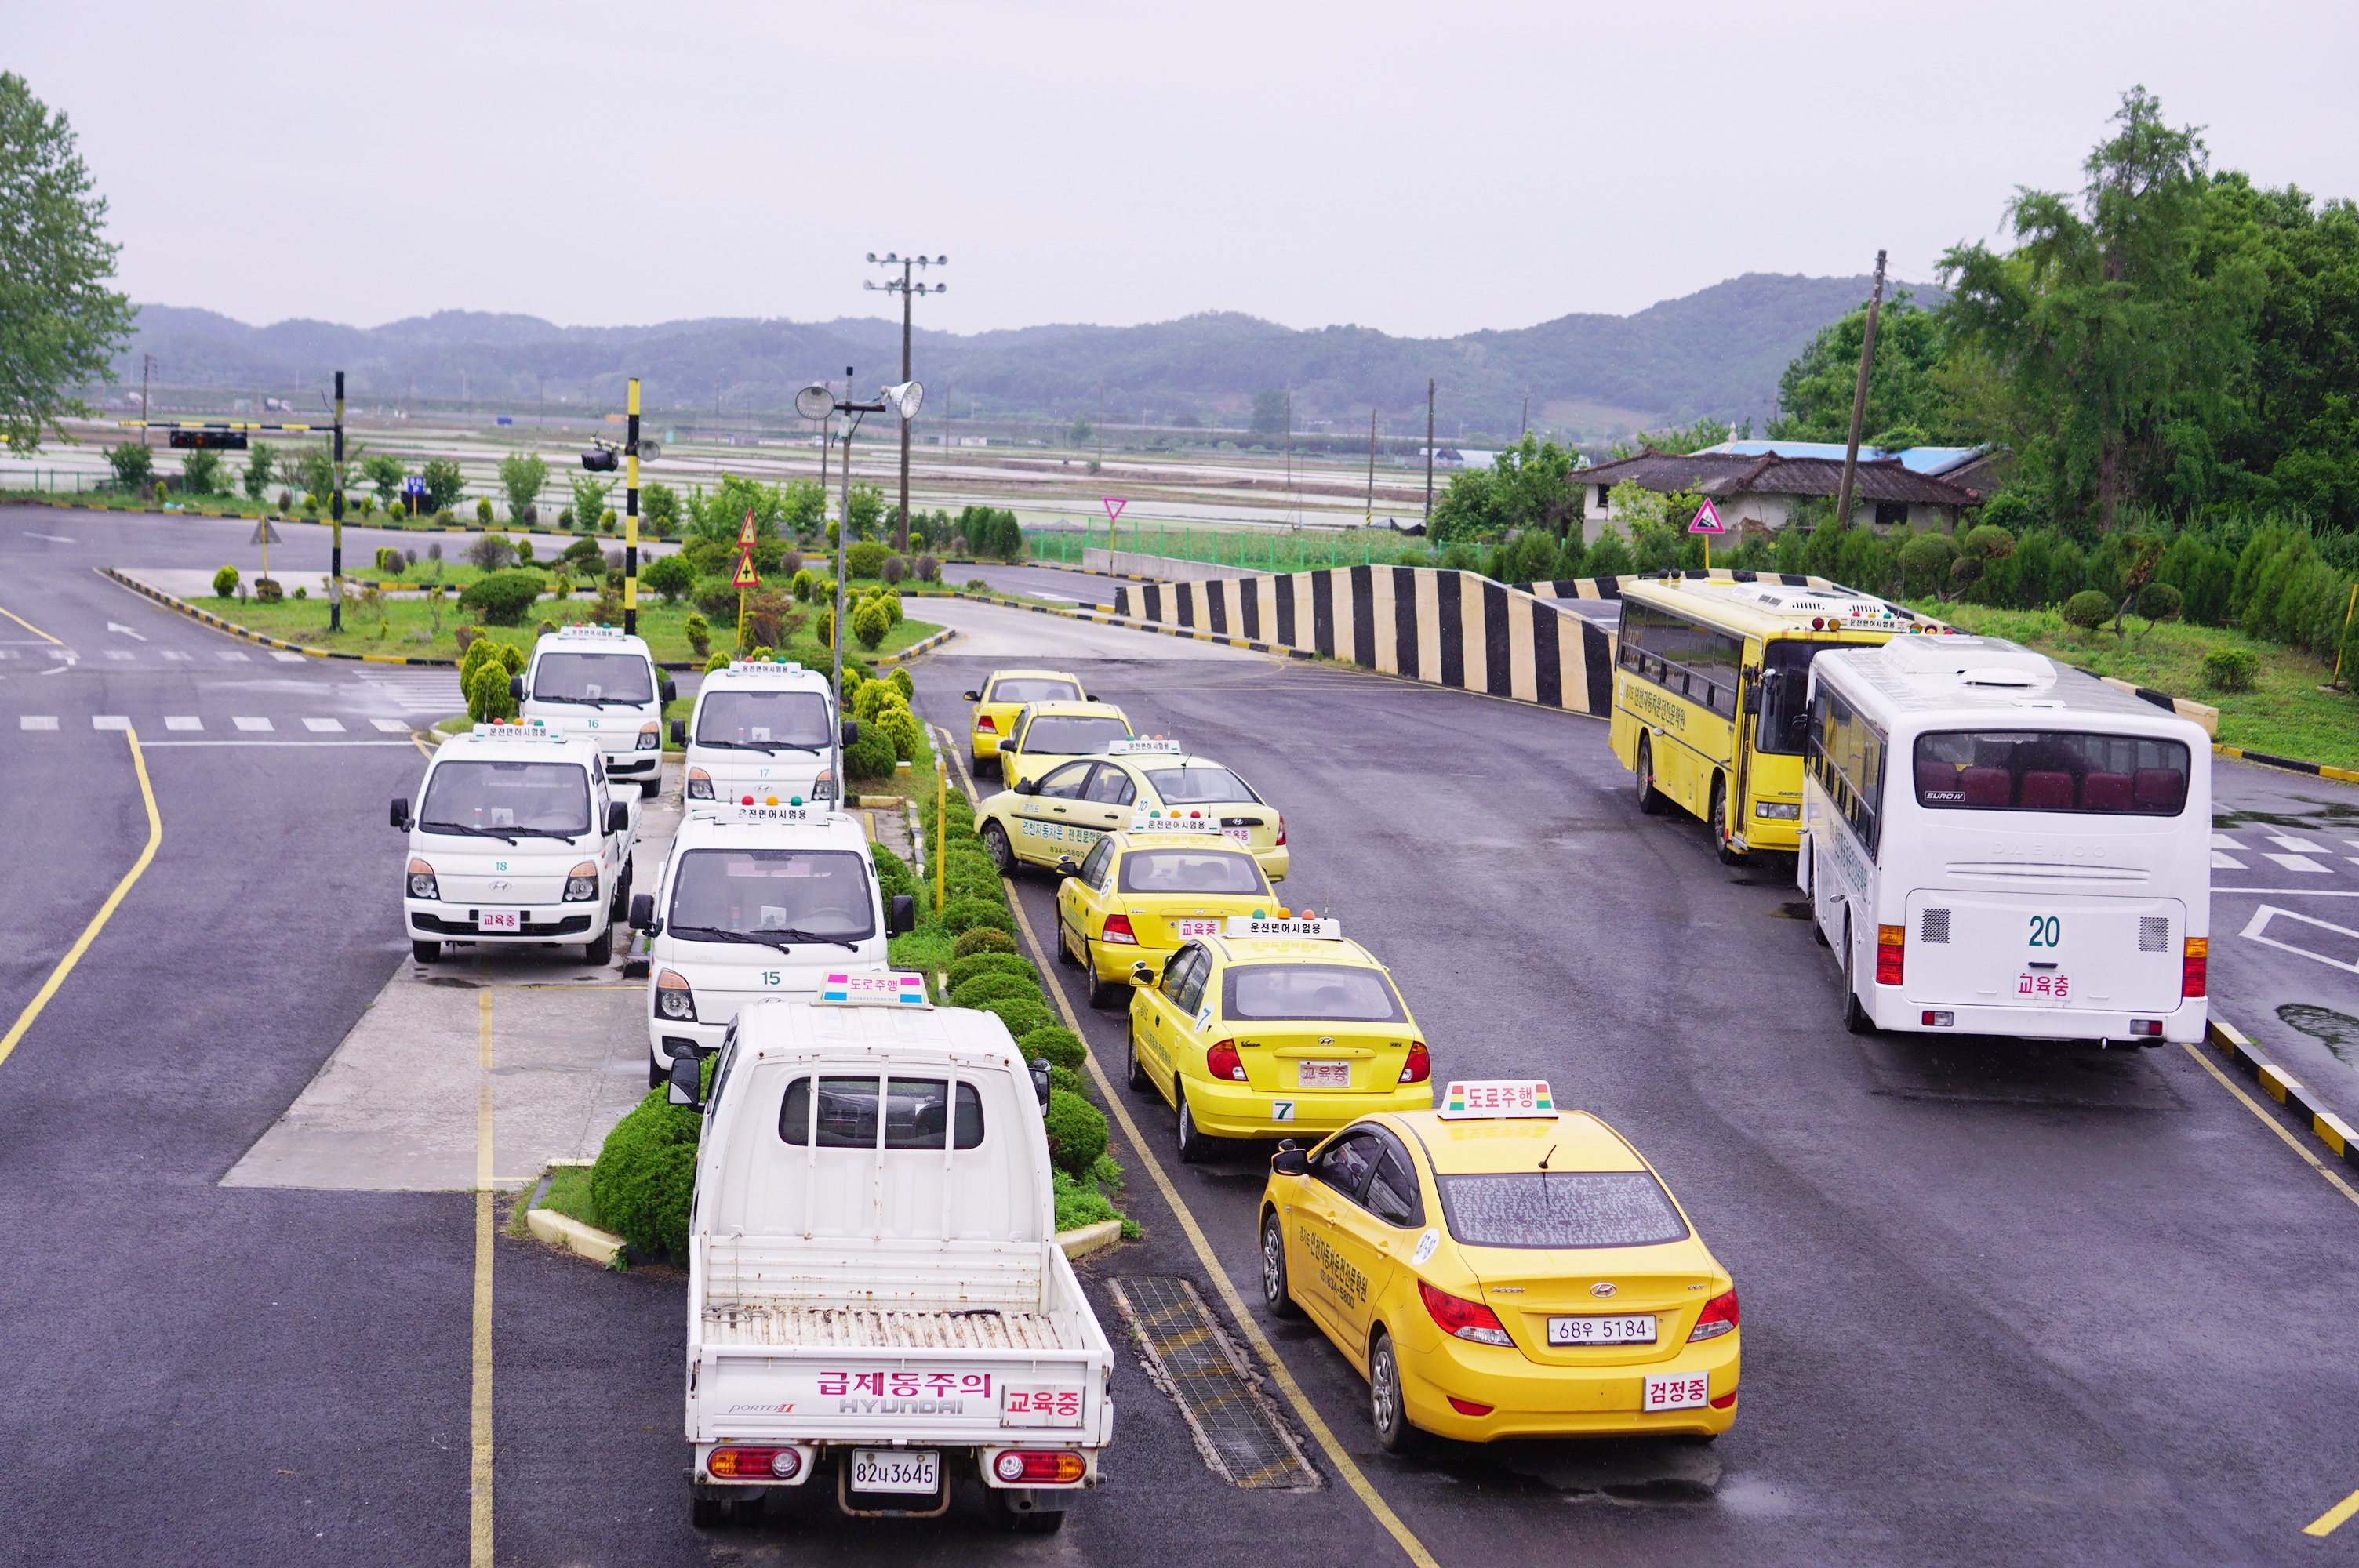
[[1272, 1139, 1309, 1176], [841, 720, 860, 747], [1014, 778, 1039, 796], [605, 801, 631, 834], [628, 893, 656, 931], [508, 674, 524, 700], [660, 678, 678, 703], [1054, 856, 1079, 879], [390, 797, 410, 830], [889, 894, 915, 936], [961, 690, 980, 702], [669, 718, 686, 746], [666, 1052, 704, 1109], [1030, 1056, 1052, 1109], [1129, 960, 1157, 986]]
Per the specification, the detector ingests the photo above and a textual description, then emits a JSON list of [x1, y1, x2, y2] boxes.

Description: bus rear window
[[1913, 731, 2190, 815]]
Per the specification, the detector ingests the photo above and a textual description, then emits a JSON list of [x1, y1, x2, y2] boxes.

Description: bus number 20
[[2026, 916, 2062, 948]]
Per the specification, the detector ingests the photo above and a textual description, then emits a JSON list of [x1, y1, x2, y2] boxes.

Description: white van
[[629, 804, 915, 1085], [514, 626, 675, 798], [394, 723, 638, 965], [1802, 633, 2212, 1043], [669, 659, 851, 810]]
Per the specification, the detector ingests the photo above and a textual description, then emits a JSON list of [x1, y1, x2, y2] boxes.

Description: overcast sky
[[14, 0, 2357, 340]]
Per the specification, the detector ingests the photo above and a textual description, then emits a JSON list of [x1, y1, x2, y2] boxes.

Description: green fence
[[1020, 523, 1403, 573]]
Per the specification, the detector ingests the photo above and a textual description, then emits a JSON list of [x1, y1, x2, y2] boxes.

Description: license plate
[[849, 1450, 940, 1494], [1299, 1060, 1349, 1088], [1642, 1372, 1710, 1412], [478, 909, 521, 933], [1549, 1314, 1658, 1346], [1223, 826, 1251, 844], [1172, 918, 1221, 938]]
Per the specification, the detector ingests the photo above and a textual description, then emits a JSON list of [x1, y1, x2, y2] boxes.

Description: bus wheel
[[1710, 778, 1742, 866], [1634, 736, 1667, 817], [1841, 920, 1874, 1035]]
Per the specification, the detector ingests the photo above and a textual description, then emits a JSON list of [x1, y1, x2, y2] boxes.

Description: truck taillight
[[1101, 913, 1137, 945], [994, 1450, 1085, 1483], [708, 1446, 799, 1479], [1875, 924, 1904, 986], [1400, 1041, 1430, 1083], [2182, 937, 2207, 997], [1206, 1040, 1245, 1080]]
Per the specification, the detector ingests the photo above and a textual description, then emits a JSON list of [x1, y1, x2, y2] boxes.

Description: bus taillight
[[1875, 924, 1905, 986], [2182, 938, 2208, 997]]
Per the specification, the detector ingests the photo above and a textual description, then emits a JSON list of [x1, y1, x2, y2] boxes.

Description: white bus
[[1800, 633, 2211, 1044]]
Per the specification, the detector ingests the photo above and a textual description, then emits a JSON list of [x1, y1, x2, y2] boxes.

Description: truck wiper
[[764, 927, 862, 952], [532, 694, 638, 709], [506, 826, 587, 840], [700, 739, 824, 754], [668, 925, 797, 956], [420, 819, 519, 844]]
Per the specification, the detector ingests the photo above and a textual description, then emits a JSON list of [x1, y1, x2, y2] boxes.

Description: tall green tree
[[1249, 389, 1287, 437], [1770, 295, 1955, 445], [498, 450, 548, 521], [0, 74, 136, 450]]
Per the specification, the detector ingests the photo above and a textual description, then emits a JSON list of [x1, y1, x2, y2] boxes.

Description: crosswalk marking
[[216, 651, 250, 662], [2263, 853, 2331, 874], [272, 652, 307, 663], [302, 717, 345, 733], [103, 649, 133, 661], [165, 717, 202, 731], [233, 716, 273, 731], [20, 716, 56, 730], [370, 718, 414, 734], [92, 716, 129, 730], [161, 650, 191, 662], [2212, 851, 2246, 869], [2268, 833, 2329, 853]]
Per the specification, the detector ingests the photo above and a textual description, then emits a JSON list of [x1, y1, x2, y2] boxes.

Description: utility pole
[[1096, 381, 1104, 470], [1365, 408, 1378, 527], [330, 371, 345, 632], [864, 252, 947, 550], [1423, 378, 1435, 523], [623, 377, 642, 636], [816, 377, 832, 496], [1833, 249, 1888, 536], [1521, 389, 1529, 437], [1284, 389, 1294, 523], [140, 355, 154, 447], [809, 368, 890, 800]]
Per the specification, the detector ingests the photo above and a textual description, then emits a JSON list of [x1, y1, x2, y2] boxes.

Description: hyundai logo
[[489, 880, 512, 891], [1590, 1281, 1617, 1298]]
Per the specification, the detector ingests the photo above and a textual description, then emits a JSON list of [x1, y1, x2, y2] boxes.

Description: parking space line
[[2306, 1485, 2359, 1537], [472, 989, 496, 1567], [2179, 1044, 2359, 1210], [0, 729, 162, 1071]]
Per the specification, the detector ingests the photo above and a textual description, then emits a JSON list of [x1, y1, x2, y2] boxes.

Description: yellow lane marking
[[471, 990, 496, 1567], [1004, 889, 1441, 1568], [2179, 1044, 2359, 1210], [0, 601, 62, 643], [2307, 1486, 2359, 1537], [0, 728, 161, 1069]]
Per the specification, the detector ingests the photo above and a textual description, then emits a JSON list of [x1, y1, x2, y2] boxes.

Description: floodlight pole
[[864, 252, 947, 552], [624, 377, 640, 635], [823, 368, 889, 802], [330, 371, 345, 631]]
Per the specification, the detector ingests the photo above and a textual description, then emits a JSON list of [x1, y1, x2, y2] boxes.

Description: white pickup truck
[[668, 978, 1114, 1533]]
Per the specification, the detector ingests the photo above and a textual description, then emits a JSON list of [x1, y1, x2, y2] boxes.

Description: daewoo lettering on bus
[[1611, 576, 1920, 862], [1800, 633, 2210, 1044]]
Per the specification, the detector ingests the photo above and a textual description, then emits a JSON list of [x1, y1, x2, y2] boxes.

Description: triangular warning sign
[[249, 520, 282, 545], [737, 507, 758, 549], [1687, 499, 1725, 535], [732, 547, 761, 589]]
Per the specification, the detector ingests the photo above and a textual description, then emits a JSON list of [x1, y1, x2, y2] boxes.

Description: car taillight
[[1418, 1279, 1513, 1346], [1275, 814, 1286, 847], [977, 715, 996, 732], [2182, 937, 2207, 997], [1206, 1040, 1245, 1080], [707, 1446, 799, 1480], [685, 766, 712, 799], [1101, 913, 1137, 945], [1875, 924, 1904, 986], [993, 1450, 1085, 1484], [656, 970, 696, 1022], [406, 858, 438, 899], [1688, 1290, 1739, 1342], [564, 861, 598, 902], [1400, 1041, 1430, 1083]]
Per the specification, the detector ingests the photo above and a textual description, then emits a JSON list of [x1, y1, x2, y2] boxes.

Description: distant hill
[[117, 274, 1940, 439]]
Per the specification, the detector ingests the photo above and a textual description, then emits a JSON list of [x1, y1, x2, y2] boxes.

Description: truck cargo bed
[[700, 1303, 1071, 1352]]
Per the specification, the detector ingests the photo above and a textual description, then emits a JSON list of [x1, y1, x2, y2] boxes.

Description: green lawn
[[1921, 601, 2359, 768]]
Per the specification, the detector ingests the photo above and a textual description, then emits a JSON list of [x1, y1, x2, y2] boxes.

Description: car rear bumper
[[1396, 1330, 1739, 1442], [1252, 846, 1289, 883], [1188, 1078, 1431, 1138], [972, 731, 1001, 758]]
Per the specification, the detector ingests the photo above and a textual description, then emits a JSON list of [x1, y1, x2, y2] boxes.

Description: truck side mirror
[[660, 678, 678, 703], [669, 718, 686, 746], [390, 797, 410, 830], [606, 801, 631, 834], [1014, 778, 1039, 796], [628, 893, 656, 931], [1272, 1139, 1309, 1175], [888, 894, 915, 936], [841, 720, 860, 747], [1029, 1056, 1052, 1109], [961, 690, 980, 702], [1129, 960, 1157, 987], [666, 1052, 704, 1109], [508, 674, 524, 700], [1054, 856, 1079, 879]]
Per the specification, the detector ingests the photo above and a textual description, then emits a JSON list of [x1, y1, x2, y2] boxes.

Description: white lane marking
[[105, 622, 147, 641], [233, 716, 273, 731], [20, 716, 57, 730], [370, 718, 413, 734], [302, 717, 345, 733], [2240, 905, 2359, 975], [2263, 853, 2332, 874], [272, 652, 306, 663], [2268, 833, 2330, 853], [2212, 851, 2246, 869], [141, 739, 419, 748], [161, 650, 191, 662], [102, 650, 133, 662], [92, 716, 129, 730], [216, 651, 250, 662], [165, 717, 202, 731], [2210, 833, 2242, 849], [37, 665, 69, 676], [0, 650, 14, 660], [26, 532, 75, 543]]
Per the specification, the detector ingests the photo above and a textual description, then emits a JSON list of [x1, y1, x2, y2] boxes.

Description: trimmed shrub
[[980, 996, 1053, 1040], [874, 701, 925, 761], [1018, 1025, 1087, 1075], [476, 497, 495, 525], [853, 679, 896, 723], [951, 971, 1045, 1009], [1041, 1089, 1109, 1178], [2061, 590, 2113, 630], [942, 896, 1016, 935], [845, 724, 897, 780], [845, 540, 889, 579], [889, 666, 914, 702], [947, 952, 1038, 992], [1050, 1065, 1087, 1100], [2136, 582, 2183, 623], [951, 925, 1018, 959], [871, 843, 916, 900], [704, 649, 732, 674], [212, 564, 238, 599], [589, 1087, 700, 1258], [852, 595, 893, 650], [460, 569, 547, 626], [2202, 646, 2260, 692]]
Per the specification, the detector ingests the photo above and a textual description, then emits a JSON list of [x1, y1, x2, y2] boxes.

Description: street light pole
[[804, 370, 889, 803], [863, 253, 947, 552], [331, 370, 345, 632], [624, 377, 641, 636]]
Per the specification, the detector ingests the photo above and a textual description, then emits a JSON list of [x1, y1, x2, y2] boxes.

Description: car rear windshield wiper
[[420, 820, 520, 845]]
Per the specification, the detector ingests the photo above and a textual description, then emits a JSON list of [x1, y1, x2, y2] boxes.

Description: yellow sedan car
[[974, 739, 1289, 883], [1052, 818, 1274, 1008], [959, 668, 1089, 775], [1122, 916, 1430, 1161], [997, 700, 1135, 789], [1257, 1083, 1739, 1450]]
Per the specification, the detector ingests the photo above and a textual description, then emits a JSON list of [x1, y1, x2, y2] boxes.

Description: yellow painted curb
[[1056, 1218, 1124, 1260], [525, 1207, 625, 1266]]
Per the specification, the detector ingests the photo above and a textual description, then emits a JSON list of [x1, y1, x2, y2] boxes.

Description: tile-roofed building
[[1576, 443, 1990, 540]]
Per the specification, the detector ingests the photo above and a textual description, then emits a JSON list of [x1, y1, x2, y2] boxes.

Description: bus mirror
[[1743, 679, 1764, 715]]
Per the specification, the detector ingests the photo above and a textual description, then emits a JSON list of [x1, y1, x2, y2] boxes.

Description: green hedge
[[590, 1085, 703, 1258], [951, 927, 1018, 959], [947, 952, 1038, 993], [942, 896, 1015, 935], [981, 996, 1053, 1040], [1042, 1088, 1109, 1177], [871, 843, 916, 900], [1018, 1025, 1086, 1074], [949, 971, 1044, 1009]]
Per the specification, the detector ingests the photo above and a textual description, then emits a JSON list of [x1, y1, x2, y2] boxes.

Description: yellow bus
[[1608, 576, 1925, 862]]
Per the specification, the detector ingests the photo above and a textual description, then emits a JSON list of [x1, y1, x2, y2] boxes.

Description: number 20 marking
[[2026, 915, 2061, 947]]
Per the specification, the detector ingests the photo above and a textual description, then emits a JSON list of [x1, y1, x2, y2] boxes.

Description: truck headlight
[[638, 721, 660, 751], [656, 970, 696, 1021], [406, 858, 438, 899], [812, 768, 835, 801], [564, 861, 598, 902], [686, 767, 713, 800]]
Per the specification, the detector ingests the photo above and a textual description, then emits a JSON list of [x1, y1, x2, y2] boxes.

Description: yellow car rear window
[[990, 678, 1080, 702], [1438, 1172, 1687, 1249], [1224, 964, 1401, 1022]]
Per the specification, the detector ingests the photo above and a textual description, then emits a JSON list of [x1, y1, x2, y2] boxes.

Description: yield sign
[[1103, 497, 1127, 524], [1687, 499, 1726, 535], [732, 547, 761, 589], [737, 507, 758, 549]]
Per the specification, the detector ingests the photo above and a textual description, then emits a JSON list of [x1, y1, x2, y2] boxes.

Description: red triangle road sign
[[1687, 499, 1726, 535], [737, 507, 758, 548], [732, 546, 761, 588]]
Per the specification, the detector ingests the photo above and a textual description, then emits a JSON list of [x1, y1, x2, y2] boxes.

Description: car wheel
[[648, 1053, 666, 1090], [982, 820, 1016, 874], [1369, 1331, 1414, 1452], [1089, 975, 1124, 1011], [1635, 735, 1667, 816], [1710, 776, 1741, 866], [1176, 1093, 1205, 1163], [1261, 1211, 1302, 1319], [1126, 1027, 1154, 1093], [411, 938, 440, 964], [584, 925, 613, 966], [1841, 918, 1873, 1035], [1056, 916, 1081, 967]]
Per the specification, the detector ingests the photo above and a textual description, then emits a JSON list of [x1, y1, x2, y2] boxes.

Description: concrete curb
[[902, 588, 1313, 659], [2212, 744, 2359, 786], [2208, 1018, 2359, 1170], [876, 625, 958, 666], [1057, 1218, 1125, 1260], [101, 567, 460, 666], [526, 1207, 627, 1267]]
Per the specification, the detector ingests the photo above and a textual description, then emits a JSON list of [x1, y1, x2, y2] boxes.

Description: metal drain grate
[[1110, 1276, 1320, 1491]]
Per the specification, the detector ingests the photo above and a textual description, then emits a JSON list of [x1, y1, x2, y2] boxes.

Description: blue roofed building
[[1573, 441, 2006, 541]]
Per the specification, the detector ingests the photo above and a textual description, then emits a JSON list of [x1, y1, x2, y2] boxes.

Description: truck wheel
[[1841, 920, 1873, 1035], [982, 820, 1016, 874], [689, 1490, 728, 1529], [639, 777, 660, 799], [1126, 1028, 1154, 1093], [1711, 777, 1742, 866], [1261, 1212, 1302, 1319], [411, 939, 440, 964], [584, 925, 613, 966], [985, 1489, 1066, 1533], [1634, 735, 1667, 816], [1369, 1330, 1415, 1452], [1176, 1094, 1205, 1163]]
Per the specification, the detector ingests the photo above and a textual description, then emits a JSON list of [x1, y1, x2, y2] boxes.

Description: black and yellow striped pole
[[330, 370, 345, 632], [623, 378, 640, 636]]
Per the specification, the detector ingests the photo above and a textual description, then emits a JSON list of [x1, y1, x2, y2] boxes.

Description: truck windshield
[[1021, 716, 1129, 753], [666, 848, 874, 939], [420, 760, 591, 835], [1437, 1171, 1689, 1250], [1914, 731, 2191, 815], [1755, 639, 1826, 755], [1146, 765, 1258, 804], [1223, 964, 1403, 1022], [695, 690, 831, 750], [1118, 849, 1265, 895], [779, 1076, 984, 1149], [533, 651, 653, 706]]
